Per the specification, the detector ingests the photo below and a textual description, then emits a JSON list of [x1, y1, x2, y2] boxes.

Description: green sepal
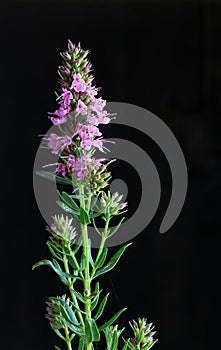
[[80, 207, 91, 225], [94, 293, 109, 321], [94, 248, 108, 269], [85, 318, 100, 342], [94, 243, 132, 278], [99, 308, 127, 331], [36, 170, 72, 185]]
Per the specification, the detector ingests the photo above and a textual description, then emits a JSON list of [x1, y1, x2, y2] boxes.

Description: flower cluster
[[100, 191, 128, 216], [46, 295, 70, 330], [46, 215, 77, 246], [44, 40, 116, 186], [129, 318, 157, 350]]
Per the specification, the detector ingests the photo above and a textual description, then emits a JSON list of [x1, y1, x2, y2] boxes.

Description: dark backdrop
[[0, 1, 221, 349]]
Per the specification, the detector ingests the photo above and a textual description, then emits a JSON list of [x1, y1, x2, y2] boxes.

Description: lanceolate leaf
[[122, 338, 130, 350], [36, 170, 72, 185], [60, 191, 80, 213], [110, 329, 118, 350], [49, 297, 79, 325], [53, 329, 65, 341], [54, 346, 61, 350], [94, 248, 108, 269], [94, 293, 109, 321], [80, 207, 91, 225], [99, 308, 127, 331], [56, 201, 80, 221], [85, 318, 100, 342], [32, 259, 79, 285], [94, 243, 132, 278]]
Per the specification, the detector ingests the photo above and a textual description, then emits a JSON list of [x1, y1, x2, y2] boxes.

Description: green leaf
[[36, 170, 72, 185], [54, 346, 61, 350], [47, 241, 63, 261], [70, 288, 85, 304], [49, 297, 79, 326], [108, 217, 125, 238], [94, 293, 109, 321], [53, 329, 65, 341], [85, 318, 100, 342], [122, 338, 130, 350], [94, 248, 108, 269], [80, 207, 91, 225], [99, 308, 127, 331], [110, 329, 118, 350], [32, 259, 78, 285], [94, 243, 132, 278], [60, 191, 80, 213], [88, 239, 94, 267], [53, 328, 65, 341], [56, 201, 80, 221]]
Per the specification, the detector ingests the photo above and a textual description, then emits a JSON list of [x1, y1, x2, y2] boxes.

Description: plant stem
[[79, 185, 92, 350], [64, 325, 73, 350]]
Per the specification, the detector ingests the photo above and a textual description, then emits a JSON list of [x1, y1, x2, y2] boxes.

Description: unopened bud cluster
[[129, 318, 156, 350], [100, 191, 127, 216], [46, 295, 70, 330], [47, 215, 77, 246]]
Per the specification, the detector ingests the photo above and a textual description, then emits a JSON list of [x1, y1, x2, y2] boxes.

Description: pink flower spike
[[76, 100, 88, 115]]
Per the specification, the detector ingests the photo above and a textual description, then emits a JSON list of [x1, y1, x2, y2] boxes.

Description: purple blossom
[[44, 133, 72, 154], [60, 88, 73, 108], [56, 163, 67, 176], [71, 73, 87, 92], [76, 100, 88, 115], [49, 116, 67, 125], [89, 97, 106, 113], [86, 86, 98, 99]]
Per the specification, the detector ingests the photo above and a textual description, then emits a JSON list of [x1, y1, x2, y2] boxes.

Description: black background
[[0, 0, 221, 349]]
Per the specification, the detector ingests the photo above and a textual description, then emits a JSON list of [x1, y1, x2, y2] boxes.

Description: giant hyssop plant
[[33, 40, 157, 350]]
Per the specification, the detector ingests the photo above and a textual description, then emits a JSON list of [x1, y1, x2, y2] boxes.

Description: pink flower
[[56, 163, 67, 176], [49, 116, 67, 125], [86, 86, 98, 99], [89, 97, 106, 113], [60, 88, 73, 108], [71, 73, 87, 92], [76, 100, 88, 115], [44, 134, 72, 154]]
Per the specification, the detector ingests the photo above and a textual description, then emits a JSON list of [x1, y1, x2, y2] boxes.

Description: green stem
[[64, 325, 72, 350], [79, 185, 92, 350]]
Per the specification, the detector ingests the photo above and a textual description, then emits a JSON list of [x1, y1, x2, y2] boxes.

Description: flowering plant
[[33, 40, 157, 350]]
